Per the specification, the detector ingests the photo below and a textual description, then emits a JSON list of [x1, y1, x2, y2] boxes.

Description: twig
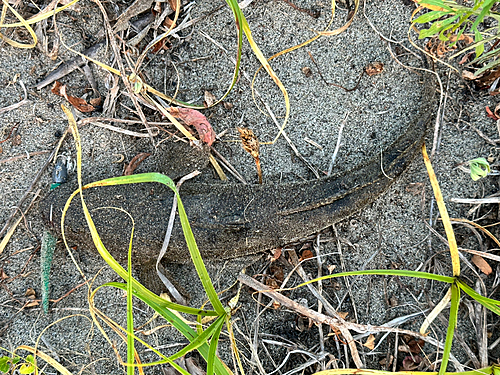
[[431, 69, 452, 159], [328, 112, 349, 176], [238, 273, 465, 370], [210, 147, 247, 184], [0, 80, 28, 114], [287, 250, 363, 368], [308, 52, 363, 92], [450, 197, 500, 204], [0, 150, 50, 165], [78, 120, 159, 138]]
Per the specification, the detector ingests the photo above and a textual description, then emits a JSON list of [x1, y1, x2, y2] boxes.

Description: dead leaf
[[170, 107, 216, 146], [472, 254, 492, 275], [204, 91, 216, 107], [402, 355, 423, 371], [25, 300, 39, 308], [270, 247, 282, 262], [0, 268, 8, 280], [327, 264, 336, 273], [168, 0, 177, 11], [486, 106, 499, 120], [462, 70, 476, 80], [407, 338, 425, 353], [25, 288, 36, 299], [302, 66, 313, 77], [11, 134, 21, 146], [299, 249, 314, 262], [163, 17, 176, 29], [363, 334, 375, 350], [449, 34, 474, 44], [379, 355, 393, 366], [223, 101, 233, 110], [51, 81, 95, 112], [89, 97, 102, 107], [365, 62, 384, 76], [238, 127, 262, 184], [269, 264, 284, 282], [337, 311, 349, 319], [265, 277, 280, 289], [123, 153, 151, 176]]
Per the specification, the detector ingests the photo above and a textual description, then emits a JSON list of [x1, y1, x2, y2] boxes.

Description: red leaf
[[170, 107, 216, 146]]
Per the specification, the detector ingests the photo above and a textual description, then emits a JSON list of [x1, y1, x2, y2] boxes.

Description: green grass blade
[[298, 270, 455, 288], [457, 280, 500, 315], [439, 283, 460, 375], [75, 172, 226, 315], [126, 220, 135, 375], [108, 281, 231, 374], [207, 318, 223, 375], [61, 174, 219, 317], [228, 0, 290, 144]]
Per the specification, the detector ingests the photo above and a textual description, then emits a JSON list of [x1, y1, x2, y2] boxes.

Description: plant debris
[[169, 107, 216, 146], [237, 127, 262, 184], [51, 81, 97, 112], [123, 153, 151, 176]]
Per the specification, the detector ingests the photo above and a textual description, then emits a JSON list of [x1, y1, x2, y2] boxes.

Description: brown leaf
[[472, 254, 492, 275], [25, 300, 39, 308], [168, 0, 177, 11], [0, 268, 8, 280], [269, 247, 282, 262], [51, 81, 95, 112], [337, 311, 348, 319], [299, 249, 314, 262], [363, 334, 376, 350], [163, 17, 176, 29], [25, 288, 36, 298], [462, 70, 476, 80], [365, 62, 384, 76], [407, 338, 425, 353], [123, 153, 151, 176], [223, 101, 233, 110], [238, 127, 262, 184], [170, 107, 216, 146], [204, 91, 216, 107]]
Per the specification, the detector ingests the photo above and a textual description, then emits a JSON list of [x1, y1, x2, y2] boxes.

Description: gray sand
[[0, 0, 498, 373]]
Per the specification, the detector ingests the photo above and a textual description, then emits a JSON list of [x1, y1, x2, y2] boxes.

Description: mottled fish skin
[[39, 75, 435, 264]]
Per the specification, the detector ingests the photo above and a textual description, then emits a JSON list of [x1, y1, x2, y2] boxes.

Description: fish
[[38, 73, 435, 264]]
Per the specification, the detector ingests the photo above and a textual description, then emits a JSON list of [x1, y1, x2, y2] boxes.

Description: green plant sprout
[[0, 353, 35, 374], [469, 157, 491, 180], [412, 0, 500, 69]]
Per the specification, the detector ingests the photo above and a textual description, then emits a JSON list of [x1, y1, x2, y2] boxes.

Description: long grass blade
[[439, 282, 460, 375], [422, 144, 460, 276], [298, 269, 455, 288]]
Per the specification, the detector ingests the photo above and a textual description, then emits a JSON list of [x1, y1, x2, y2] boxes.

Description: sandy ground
[[0, 0, 499, 373]]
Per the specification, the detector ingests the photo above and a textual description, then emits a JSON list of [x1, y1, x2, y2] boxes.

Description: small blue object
[[52, 158, 68, 184]]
